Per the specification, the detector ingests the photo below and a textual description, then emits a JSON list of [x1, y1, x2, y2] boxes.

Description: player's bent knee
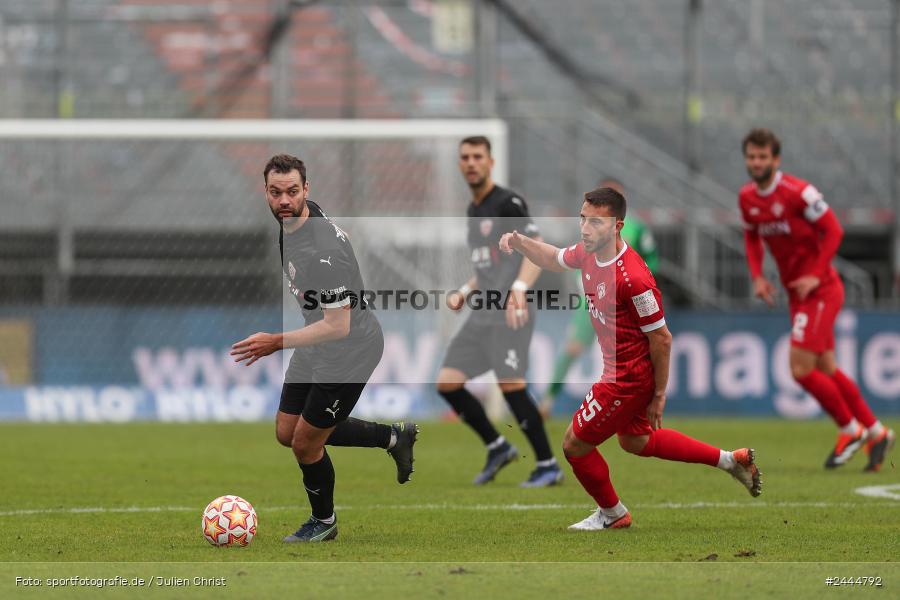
[[290, 435, 324, 463], [816, 355, 837, 375], [789, 348, 817, 380], [275, 413, 299, 447], [275, 429, 293, 447], [618, 434, 649, 455], [790, 362, 813, 380], [498, 380, 525, 393], [436, 368, 467, 393], [562, 426, 592, 457]]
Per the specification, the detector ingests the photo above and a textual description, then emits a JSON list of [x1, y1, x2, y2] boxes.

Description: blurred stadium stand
[[0, 0, 897, 306]]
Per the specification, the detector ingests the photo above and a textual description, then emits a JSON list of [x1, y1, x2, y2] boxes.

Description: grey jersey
[[279, 201, 382, 377], [466, 185, 539, 322]]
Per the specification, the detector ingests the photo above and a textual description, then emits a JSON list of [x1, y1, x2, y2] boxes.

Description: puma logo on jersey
[[504, 349, 519, 370], [320, 256, 332, 266]]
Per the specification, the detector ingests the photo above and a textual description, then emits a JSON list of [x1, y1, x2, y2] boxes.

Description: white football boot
[[568, 506, 632, 530]]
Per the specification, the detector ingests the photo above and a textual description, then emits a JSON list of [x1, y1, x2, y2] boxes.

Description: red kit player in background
[[740, 128, 895, 471], [500, 188, 761, 530]]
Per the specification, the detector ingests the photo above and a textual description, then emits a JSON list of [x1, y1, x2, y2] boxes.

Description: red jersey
[[739, 170, 843, 292], [557, 241, 665, 388]]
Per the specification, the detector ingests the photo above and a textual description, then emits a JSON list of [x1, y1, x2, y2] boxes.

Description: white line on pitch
[[2, 500, 899, 518], [854, 483, 900, 500]]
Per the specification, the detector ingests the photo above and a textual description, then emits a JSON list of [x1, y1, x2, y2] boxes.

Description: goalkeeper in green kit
[[539, 177, 659, 418]]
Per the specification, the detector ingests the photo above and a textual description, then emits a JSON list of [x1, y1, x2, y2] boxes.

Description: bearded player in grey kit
[[232, 154, 417, 543]]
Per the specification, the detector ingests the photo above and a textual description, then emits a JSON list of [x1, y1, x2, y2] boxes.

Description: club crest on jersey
[[771, 202, 784, 217], [596, 282, 606, 300], [288, 261, 296, 280], [480, 219, 493, 237]]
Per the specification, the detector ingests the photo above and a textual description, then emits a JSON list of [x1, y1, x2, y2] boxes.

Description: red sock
[[831, 370, 876, 428], [566, 450, 619, 509], [637, 429, 720, 466], [796, 370, 852, 427]]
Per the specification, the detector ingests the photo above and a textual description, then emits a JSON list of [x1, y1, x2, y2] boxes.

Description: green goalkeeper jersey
[[620, 217, 658, 274]]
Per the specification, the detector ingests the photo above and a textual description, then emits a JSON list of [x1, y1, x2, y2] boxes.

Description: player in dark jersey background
[[231, 154, 418, 543], [437, 136, 563, 487]]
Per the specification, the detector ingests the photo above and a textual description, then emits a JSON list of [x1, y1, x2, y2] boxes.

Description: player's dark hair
[[584, 187, 626, 219], [742, 128, 781, 157], [264, 154, 307, 184], [459, 136, 491, 155]]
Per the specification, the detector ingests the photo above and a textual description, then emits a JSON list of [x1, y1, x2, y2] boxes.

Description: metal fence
[[1, 0, 898, 305]]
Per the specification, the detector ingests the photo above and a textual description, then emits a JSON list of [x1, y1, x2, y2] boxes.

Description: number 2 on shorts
[[792, 312, 808, 342]]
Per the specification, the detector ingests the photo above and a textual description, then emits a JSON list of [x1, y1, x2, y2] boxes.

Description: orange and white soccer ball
[[201, 495, 257, 547]]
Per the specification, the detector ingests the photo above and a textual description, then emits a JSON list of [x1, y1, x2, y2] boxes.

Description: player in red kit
[[740, 128, 894, 471], [500, 187, 761, 530]]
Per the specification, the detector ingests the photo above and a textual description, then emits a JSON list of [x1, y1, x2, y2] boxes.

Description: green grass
[[3, 418, 899, 598]]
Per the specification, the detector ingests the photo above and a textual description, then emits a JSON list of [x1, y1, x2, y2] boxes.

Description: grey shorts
[[441, 314, 534, 381], [280, 332, 384, 428]]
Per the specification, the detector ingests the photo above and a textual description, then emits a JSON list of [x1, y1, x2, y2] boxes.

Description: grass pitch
[[3, 418, 899, 598]]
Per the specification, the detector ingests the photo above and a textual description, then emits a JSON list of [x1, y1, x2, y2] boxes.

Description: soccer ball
[[201, 495, 257, 547]]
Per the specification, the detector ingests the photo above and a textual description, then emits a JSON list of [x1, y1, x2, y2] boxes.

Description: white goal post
[[0, 117, 511, 308], [0, 118, 508, 185]]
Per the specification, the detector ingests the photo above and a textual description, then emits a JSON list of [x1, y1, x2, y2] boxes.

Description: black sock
[[439, 387, 500, 446], [298, 449, 335, 521], [504, 388, 554, 462], [327, 418, 392, 449]]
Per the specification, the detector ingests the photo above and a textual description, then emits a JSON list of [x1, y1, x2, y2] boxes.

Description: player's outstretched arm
[[231, 306, 351, 365], [499, 230, 565, 272], [645, 324, 673, 430]]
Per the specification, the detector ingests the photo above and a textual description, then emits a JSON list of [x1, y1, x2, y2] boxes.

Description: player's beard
[[586, 229, 615, 256], [467, 177, 486, 190], [748, 165, 774, 185], [273, 197, 306, 225]]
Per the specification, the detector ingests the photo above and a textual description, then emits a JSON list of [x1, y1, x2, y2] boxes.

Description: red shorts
[[788, 278, 844, 354], [571, 381, 654, 446]]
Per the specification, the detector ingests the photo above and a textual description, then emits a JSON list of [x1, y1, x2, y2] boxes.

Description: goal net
[[1, 119, 601, 423]]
